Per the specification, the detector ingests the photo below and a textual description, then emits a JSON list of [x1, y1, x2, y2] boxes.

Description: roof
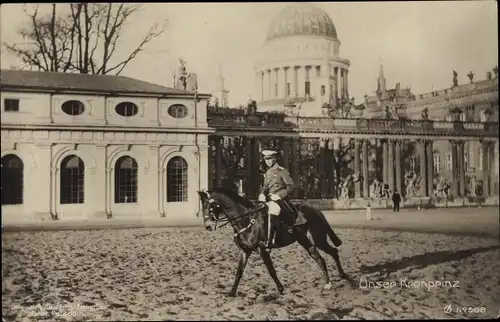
[[0, 69, 209, 97], [266, 4, 338, 43]]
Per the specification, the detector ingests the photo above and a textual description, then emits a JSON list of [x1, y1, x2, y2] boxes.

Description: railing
[[207, 113, 499, 137]]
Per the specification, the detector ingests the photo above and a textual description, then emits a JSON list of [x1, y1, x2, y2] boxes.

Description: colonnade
[[208, 135, 498, 200], [256, 65, 349, 101]]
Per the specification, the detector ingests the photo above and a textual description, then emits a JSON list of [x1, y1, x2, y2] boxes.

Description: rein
[[208, 196, 267, 237]]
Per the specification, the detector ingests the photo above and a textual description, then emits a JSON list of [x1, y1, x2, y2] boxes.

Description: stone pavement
[[2, 207, 499, 239]]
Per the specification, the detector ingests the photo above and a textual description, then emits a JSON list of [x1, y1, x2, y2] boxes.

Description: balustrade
[[208, 112, 498, 138]]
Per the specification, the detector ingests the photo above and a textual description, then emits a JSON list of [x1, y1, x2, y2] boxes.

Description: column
[[395, 140, 402, 195], [259, 71, 265, 101], [244, 136, 253, 197], [214, 136, 223, 187], [338, 68, 343, 100], [292, 66, 298, 97], [262, 70, 268, 100], [458, 141, 465, 197], [297, 66, 306, 97], [426, 140, 434, 197], [267, 69, 272, 100], [277, 67, 285, 99], [488, 141, 496, 196], [419, 140, 427, 197], [334, 67, 339, 101], [207, 142, 214, 190], [284, 67, 290, 98], [388, 139, 395, 192], [362, 139, 369, 198], [451, 140, 459, 198], [290, 137, 300, 198], [320, 138, 329, 198], [269, 69, 276, 99], [345, 69, 349, 99], [382, 140, 389, 183], [354, 139, 361, 198], [310, 65, 318, 99], [328, 139, 335, 198], [481, 141, 490, 197]]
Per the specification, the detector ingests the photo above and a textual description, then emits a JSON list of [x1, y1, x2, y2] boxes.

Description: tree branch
[[104, 21, 166, 75]]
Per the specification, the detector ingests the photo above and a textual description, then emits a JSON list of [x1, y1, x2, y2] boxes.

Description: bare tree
[[3, 3, 168, 75]]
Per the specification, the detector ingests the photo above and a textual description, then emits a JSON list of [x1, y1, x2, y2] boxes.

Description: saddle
[[275, 199, 307, 227]]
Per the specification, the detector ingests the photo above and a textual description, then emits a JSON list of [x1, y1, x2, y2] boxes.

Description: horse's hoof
[[278, 286, 285, 294], [323, 283, 332, 291]]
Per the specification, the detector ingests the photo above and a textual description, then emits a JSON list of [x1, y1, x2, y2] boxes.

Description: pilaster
[[419, 140, 428, 197], [426, 140, 434, 198], [354, 139, 361, 198], [362, 139, 370, 199], [395, 139, 402, 195], [388, 139, 395, 192], [458, 140, 466, 197], [320, 138, 329, 198]]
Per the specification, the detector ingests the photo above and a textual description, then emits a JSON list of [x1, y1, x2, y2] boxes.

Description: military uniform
[[259, 150, 296, 250], [262, 163, 295, 205]]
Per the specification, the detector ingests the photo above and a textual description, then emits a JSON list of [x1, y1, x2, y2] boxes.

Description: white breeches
[[266, 201, 281, 216]]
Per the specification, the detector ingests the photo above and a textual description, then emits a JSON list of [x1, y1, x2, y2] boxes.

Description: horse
[[197, 188, 354, 297]]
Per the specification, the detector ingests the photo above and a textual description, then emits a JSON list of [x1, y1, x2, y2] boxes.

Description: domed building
[[254, 3, 351, 116]]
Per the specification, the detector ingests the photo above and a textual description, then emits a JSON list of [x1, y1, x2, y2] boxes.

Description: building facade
[[1, 70, 212, 223], [363, 64, 500, 197], [207, 3, 499, 209]]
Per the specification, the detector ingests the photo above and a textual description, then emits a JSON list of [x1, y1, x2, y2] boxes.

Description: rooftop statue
[[175, 58, 188, 90], [452, 70, 458, 87], [467, 71, 474, 83]]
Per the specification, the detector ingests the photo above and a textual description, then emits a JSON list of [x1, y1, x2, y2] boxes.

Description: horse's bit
[[202, 190, 263, 237]]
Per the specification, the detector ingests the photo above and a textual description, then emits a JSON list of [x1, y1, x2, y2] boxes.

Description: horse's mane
[[211, 187, 256, 209]]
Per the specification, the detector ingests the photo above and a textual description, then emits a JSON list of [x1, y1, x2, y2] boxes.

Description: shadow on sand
[[359, 245, 500, 275]]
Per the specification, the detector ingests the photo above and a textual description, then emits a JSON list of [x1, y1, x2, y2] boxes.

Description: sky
[[1, 2, 498, 105]]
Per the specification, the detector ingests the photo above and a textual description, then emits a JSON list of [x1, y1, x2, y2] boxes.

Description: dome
[[265, 4, 338, 43]]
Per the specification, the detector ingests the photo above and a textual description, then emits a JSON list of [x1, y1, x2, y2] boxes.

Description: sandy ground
[[2, 217, 500, 321]]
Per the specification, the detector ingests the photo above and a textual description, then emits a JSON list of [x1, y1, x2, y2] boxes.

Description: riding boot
[[267, 215, 277, 250]]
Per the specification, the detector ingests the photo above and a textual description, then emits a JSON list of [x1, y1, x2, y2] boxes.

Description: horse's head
[[197, 190, 225, 231]]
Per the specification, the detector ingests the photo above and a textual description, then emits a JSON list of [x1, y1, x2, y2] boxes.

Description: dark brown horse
[[197, 188, 353, 297]]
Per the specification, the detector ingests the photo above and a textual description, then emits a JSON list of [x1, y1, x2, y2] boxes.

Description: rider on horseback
[[258, 149, 295, 252]]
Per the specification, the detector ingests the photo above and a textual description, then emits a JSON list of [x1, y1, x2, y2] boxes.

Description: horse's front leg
[[228, 250, 251, 297], [258, 246, 285, 294]]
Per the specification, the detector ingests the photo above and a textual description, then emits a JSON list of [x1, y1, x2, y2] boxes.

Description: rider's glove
[[258, 194, 266, 202], [270, 193, 281, 201]]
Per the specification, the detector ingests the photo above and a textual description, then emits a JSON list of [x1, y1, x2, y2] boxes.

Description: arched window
[[320, 85, 326, 96], [167, 156, 188, 202], [60, 155, 84, 204], [114, 156, 138, 203], [1, 154, 24, 205]]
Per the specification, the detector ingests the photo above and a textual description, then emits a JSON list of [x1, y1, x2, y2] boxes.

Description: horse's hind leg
[[296, 232, 332, 290], [258, 247, 284, 294], [229, 250, 251, 297], [315, 242, 347, 279]]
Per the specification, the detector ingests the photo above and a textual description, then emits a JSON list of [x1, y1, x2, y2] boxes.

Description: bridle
[[201, 190, 266, 237]]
